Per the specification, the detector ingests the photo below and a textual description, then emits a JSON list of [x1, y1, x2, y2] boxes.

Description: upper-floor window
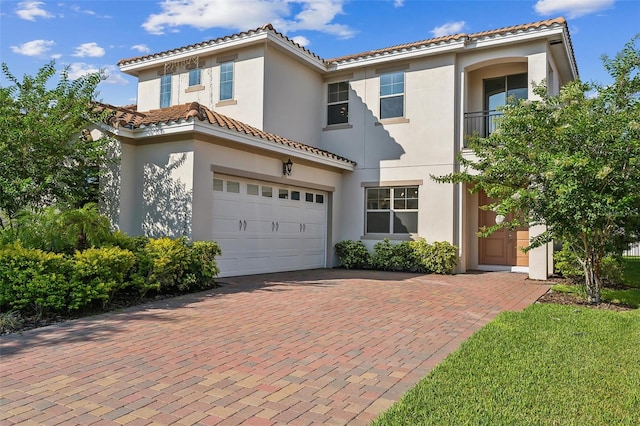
[[484, 73, 527, 111], [483, 73, 527, 135], [380, 71, 404, 119], [160, 74, 172, 108], [189, 68, 201, 87], [327, 81, 349, 125], [366, 186, 418, 234], [220, 62, 234, 101]]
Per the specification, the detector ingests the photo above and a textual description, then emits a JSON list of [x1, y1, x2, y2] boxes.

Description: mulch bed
[[534, 276, 634, 311]]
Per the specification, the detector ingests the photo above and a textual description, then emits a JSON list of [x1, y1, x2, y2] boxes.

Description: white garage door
[[212, 175, 328, 277]]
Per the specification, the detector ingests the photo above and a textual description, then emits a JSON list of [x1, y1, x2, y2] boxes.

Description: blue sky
[[1, 0, 637, 106]]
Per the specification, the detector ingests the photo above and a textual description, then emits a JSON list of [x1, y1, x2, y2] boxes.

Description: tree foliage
[[436, 38, 640, 303], [0, 61, 109, 227]]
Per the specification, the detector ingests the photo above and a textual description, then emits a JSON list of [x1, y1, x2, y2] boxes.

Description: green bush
[[137, 237, 191, 292], [554, 243, 626, 286], [69, 247, 136, 308], [554, 243, 583, 280], [334, 240, 370, 269], [0, 242, 73, 314], [600, 255, 625, 286], [9, 204, 113, 254], [411, 239, 459, 274], [110, 231, 149, 252], [370, 239, 416, 271], [334, 238, 458, 274], [188, 241, 222, 290]]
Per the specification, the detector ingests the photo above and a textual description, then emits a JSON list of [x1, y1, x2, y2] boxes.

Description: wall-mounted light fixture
[[283, 158, 293, 176]]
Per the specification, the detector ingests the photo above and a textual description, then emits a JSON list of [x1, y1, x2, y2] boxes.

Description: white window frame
[[219, 62, 234, 101], [327, 81, 349, 125], [188, 68, 201, 87], [379, 71, 405, 119], [160, 74, 172, 108], [365, 186, 418, 235]]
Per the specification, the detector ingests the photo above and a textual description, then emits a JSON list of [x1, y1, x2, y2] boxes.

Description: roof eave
[[104, 120, 355, 171], [119, 32, 270, 75], [328, 39, 466, 71]]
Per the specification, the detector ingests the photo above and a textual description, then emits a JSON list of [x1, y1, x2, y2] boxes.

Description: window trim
[[365, 185, 418, 235], [379, 71, 405, 120], [160, 74, 172, 108], [219, 61, 234, 101], [188, 68, 201, 87], [327, 81, 349, 126]]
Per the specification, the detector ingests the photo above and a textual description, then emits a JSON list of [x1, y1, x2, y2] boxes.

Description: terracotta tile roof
[[94, 102, 356, 166], [118, 17, 575, 76], [327, 17, 573, 65], [118, 23, 323, 67]]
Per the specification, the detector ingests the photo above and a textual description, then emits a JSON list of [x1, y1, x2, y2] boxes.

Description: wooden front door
[[478, 192, 529, 266]]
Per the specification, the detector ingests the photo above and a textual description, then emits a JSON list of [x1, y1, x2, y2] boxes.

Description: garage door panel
[[212, 175, 327, 278]]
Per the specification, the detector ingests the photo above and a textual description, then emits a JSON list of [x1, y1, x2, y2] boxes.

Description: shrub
[[70, 247, 136, 308], [335, 240, 370, 269], [600, 255, 625, 287], [10, 204, 113, 254], [554, 243, 583, 280], [110, 231, 149, 252], [554, 243, 625, 286], [0, 242, 73, 315], [187, 241, 222, 290], [137, 237, 191, 292], [411, 239, 458, 274], [370, 239, 416, 271]]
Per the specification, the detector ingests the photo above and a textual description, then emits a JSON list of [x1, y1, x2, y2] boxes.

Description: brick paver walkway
[[1, 269, 549, 425]]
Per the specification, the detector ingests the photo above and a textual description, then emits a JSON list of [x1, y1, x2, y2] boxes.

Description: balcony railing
[[463, 110, 502, 147]]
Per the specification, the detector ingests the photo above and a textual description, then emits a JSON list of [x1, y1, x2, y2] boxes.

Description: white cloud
[[15, 1, 53, 21], [65, 63, 128, 86], [534, 0, 615, 19], [291, 35, 310, 47], [394, 0, 404, 7], [10, 39, 55, 56], [73, 42, 106, 57], [102, 66, 130, 85], [132, 44, 151, 53], [142, 0, 354, 38], [66, 62, 102, 80], [280, 0, 355, 38], [431, 21, 466, 37], [71, 5, 96, 15]]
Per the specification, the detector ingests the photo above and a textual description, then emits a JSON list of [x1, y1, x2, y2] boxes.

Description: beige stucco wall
[[114, 134, 347, 267], [134, 47, 267, 130], [263, 45, 324, 147], [117, 140, 195, 238], [320, 55, 459, 248]]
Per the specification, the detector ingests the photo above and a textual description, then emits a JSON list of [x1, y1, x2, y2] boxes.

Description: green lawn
[[550, 258, 640, 308], [624, 257, 640, 288], [373, 304, 640, 425]]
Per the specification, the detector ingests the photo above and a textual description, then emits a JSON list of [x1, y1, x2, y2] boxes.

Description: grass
[[550, 257, 640, 308], [373, 304, 640, 425], [624, 257, 640, 288]]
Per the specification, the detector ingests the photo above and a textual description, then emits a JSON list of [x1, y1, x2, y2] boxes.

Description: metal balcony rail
[[463, 110, 503, 147]]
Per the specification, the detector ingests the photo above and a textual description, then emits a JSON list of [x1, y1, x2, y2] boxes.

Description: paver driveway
[[1, 269, 549, 425]]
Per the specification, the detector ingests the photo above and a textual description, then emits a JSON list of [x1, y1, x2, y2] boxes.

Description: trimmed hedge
[[0, 236, 222, 316], [335, 238, 458, 274]]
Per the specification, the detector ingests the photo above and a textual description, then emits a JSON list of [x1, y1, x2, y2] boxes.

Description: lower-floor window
[[366, 186, 418, 234]]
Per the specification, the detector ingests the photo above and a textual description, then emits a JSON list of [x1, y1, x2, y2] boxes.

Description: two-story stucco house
[[97, 17, 578, 279]]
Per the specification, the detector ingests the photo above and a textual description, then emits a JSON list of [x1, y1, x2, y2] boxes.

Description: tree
[[0, 61, 109, 228], [436, 38, 640, 304]]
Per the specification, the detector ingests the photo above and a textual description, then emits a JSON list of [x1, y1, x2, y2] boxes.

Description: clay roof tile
[[95, 102, 356, 166]]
